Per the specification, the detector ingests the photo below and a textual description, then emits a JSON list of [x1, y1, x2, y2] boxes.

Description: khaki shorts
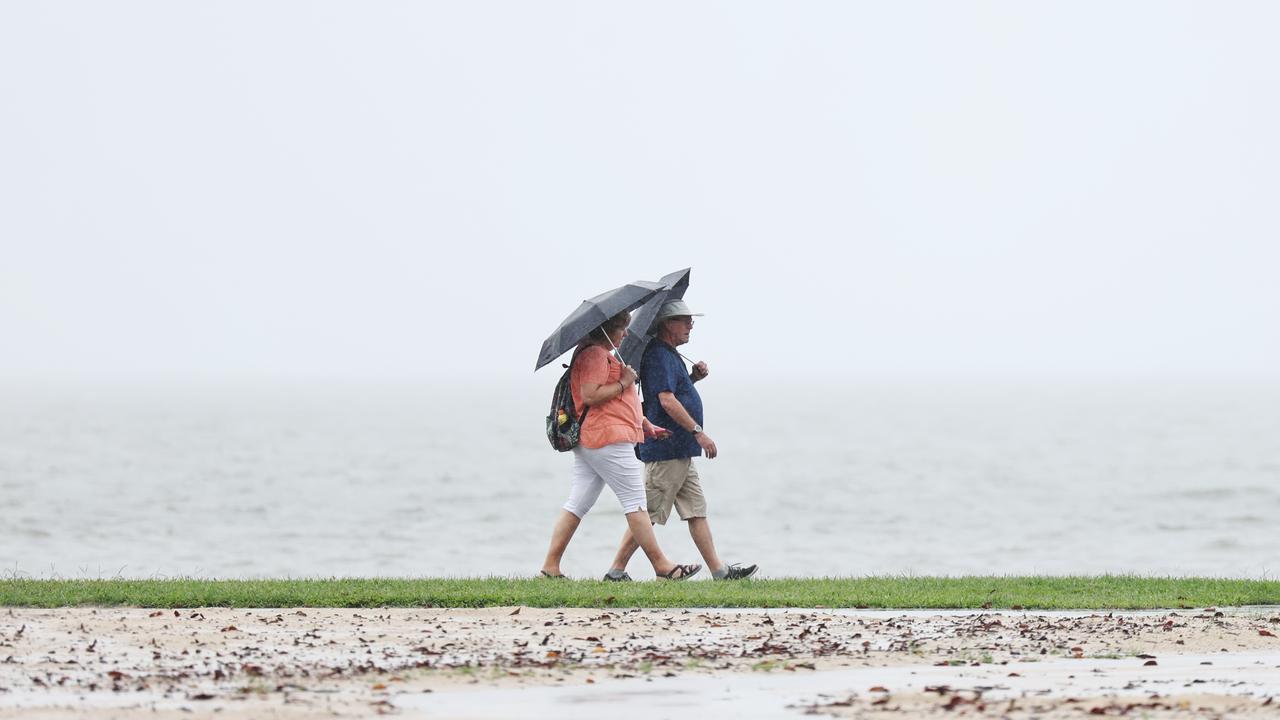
[[644, 458, 707, 525]]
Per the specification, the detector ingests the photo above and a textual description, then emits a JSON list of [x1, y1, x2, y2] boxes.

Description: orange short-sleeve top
[[570, 344, 643, 448]]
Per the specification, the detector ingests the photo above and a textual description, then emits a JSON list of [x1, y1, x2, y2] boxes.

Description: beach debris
[[5, 607, 1280, 716]]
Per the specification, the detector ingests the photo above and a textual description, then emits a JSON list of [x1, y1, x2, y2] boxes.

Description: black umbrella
[[617, 267, 691, 369], [534, 279, 665, 370]]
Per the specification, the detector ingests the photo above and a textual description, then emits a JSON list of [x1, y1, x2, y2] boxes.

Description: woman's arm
[[580, 364, 638, 406]]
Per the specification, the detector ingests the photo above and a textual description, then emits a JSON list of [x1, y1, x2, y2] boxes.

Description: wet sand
[[1, 606, 1277, 718]]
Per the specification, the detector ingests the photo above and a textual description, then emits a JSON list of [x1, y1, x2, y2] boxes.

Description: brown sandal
[[658, 563, 701, 581]]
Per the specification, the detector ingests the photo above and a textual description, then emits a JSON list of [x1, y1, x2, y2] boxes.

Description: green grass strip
[[2, 576, 1278, 609]]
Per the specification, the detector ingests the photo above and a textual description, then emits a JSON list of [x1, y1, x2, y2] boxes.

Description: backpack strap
[[567, 345, 592, 424]]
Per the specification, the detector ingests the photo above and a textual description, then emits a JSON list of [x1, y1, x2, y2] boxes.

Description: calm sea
[[2, 380, 1277, 579]]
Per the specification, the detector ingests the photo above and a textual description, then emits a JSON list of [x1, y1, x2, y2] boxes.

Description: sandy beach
[[2, 606, 1277, 718]]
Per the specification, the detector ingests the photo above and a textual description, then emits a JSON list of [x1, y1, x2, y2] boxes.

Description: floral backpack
[[546, 349, 590, 452]]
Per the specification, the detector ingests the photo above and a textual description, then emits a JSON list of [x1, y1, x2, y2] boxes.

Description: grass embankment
[[2, 576, 1278, 609]]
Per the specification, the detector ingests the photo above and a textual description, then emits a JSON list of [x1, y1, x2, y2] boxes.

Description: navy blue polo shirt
[[637, 340, 704, 462]]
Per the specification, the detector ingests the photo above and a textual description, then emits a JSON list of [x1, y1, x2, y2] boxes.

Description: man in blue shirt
[[605, 300, 758, 581]]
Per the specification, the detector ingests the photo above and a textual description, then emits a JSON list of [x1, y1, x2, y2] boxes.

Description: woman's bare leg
[[625, 510, 682, 576], [540, 510, 581, 576]]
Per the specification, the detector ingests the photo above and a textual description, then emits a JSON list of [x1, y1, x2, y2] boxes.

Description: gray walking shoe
[[716, 563, 758, 580], [603, 571, 632, 582]]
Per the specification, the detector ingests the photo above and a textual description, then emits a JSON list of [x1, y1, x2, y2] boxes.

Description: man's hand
[[695, 431, 718, 459], [691, 361, 709, 382]]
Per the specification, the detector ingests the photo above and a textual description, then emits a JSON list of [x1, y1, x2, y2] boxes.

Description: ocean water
[[1, 380, 1278, 579]]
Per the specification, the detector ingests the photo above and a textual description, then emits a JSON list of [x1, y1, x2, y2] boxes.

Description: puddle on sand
[[399, 652, 1280, 720]]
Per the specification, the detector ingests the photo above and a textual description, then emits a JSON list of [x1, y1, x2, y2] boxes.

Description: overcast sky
[[2, 2, 1277, 383]]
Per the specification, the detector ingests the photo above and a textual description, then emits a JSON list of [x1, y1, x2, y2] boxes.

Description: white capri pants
[[562, 442, 647, 518]]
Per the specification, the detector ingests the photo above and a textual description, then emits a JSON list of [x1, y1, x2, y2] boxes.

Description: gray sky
[[3, 2, 1278, 383]]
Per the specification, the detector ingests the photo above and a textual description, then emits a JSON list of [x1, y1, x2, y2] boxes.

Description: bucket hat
[[654, 299, 704, 322]]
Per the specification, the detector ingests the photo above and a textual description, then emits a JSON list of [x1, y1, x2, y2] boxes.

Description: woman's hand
[[620, 364, 638, 387], [644, 422, 672, 441]]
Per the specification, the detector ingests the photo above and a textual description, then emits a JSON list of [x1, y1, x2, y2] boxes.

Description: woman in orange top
[[540, 311, 701, 581]]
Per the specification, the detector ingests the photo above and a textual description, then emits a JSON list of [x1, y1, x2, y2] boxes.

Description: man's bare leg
[[609, 527, 642, 574], [614, 517, 725, 575], [688, 516, 724, 575]]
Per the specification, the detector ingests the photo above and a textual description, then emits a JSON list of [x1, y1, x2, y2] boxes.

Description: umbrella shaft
[[603, 330, 626, 365]]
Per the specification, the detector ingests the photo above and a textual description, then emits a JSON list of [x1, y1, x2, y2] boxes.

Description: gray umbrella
[[535, 279, 665, 370], [617, 267, 691, 369]]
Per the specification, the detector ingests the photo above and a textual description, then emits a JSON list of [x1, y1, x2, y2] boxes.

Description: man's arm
[[657, 391, 717, 459]]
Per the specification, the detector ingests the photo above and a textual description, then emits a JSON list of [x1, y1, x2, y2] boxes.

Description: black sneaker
[[603, 571, 632, 582], [716, 563, 758, 580]]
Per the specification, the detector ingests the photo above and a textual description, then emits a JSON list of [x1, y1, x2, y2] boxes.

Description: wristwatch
[[690, 424, 703, 435]]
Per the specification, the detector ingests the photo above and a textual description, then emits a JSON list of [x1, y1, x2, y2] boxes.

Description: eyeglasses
[[670, 317, 694, 326]]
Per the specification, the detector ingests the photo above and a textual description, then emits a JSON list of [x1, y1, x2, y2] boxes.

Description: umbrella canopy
[[617, 267, 691, 369], [535, 279, 666, 370]]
